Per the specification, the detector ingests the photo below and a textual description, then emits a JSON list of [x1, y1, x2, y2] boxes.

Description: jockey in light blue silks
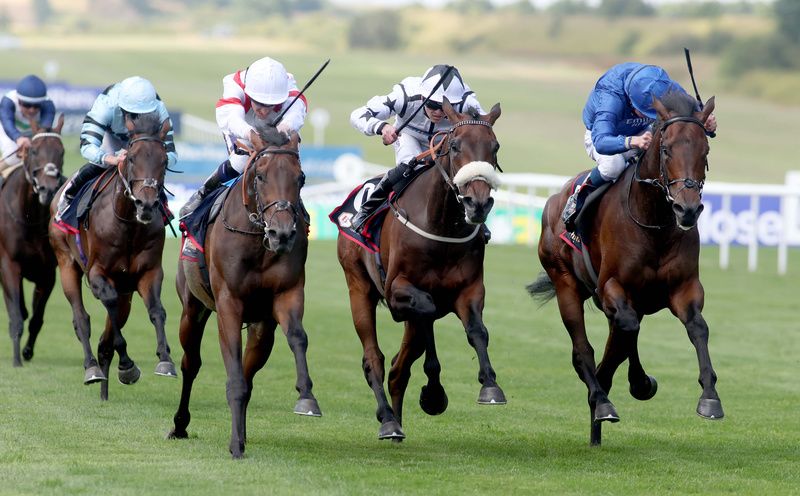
[[55, 76, 177, 220], [561, 63, 718, 232], [0, 75, 57, 168]]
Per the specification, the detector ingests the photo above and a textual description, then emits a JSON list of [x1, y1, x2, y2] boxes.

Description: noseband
[[24, 132, 64, 195], [118, 135, 166, 203]]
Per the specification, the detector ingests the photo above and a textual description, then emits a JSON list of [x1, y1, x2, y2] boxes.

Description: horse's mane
[[130, 111, 163, 136], [653, 90, 697, 132], [253, 121, 290, 147]]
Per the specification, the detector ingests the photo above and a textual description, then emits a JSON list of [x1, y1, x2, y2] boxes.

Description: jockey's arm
[[0, 96, 21, 141], [155, 103, 178, 168], [350, 83, 405, 137], [80, 94, 115, 166]]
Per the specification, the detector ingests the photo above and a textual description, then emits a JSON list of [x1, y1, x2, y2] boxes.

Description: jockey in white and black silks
[[562, 62, 718, 232], [55, 76, 177, 220], [348, 64, 485, 233], [0, 75, 57, 169], [179, 56, 307, 218]]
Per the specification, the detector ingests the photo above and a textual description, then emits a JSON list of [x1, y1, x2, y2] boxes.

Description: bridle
[[628, 115, 708, 229], [23, 132, 64, 196], [117, 135, 166, 204]]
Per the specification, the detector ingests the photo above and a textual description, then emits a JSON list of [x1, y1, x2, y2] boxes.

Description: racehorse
[[337, 98, 505, 441], [528, 91, 723, 445], [167, 127, 321, 459], [0, 116, 64, 366], [48, 112, 176, 400]]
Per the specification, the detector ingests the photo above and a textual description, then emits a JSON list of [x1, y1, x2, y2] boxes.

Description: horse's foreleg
[[137, 267, 176, 377], [242, 318, 277, 439], [670, 281, 723, 420], [168, 279, 211, 440], [98, 292, 134, 401], [56, 254, 101, 383], [274, 287, 322, 417], [22, 272, 56, 362], [216, 294, 247, 458], [0, 259, 25, 367], [454, 283, 506, 406], [387, 319, 427, 427], [417, 320, 449, 416]]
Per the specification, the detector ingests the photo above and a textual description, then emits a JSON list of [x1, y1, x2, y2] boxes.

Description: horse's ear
[[30, 118, 41, 134], [250, 129, 265, 150], [486, 103, 501, 125], [652, 96, 670, 121], [441, 96, 458, 122], [53, 113, 64, 134], [289, 131, 300, 149], [699, 96, 715, 122], [158, 119, 171, 141], [125, 113, 135, 133]]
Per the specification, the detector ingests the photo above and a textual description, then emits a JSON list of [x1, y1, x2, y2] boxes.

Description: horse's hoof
[[697, 398, 724, 419], [154, 361, 178, 378], [594, 402, 620, 423], [166, 428, 188, 440], [419, 384, 448, 415], [12, 358, 22, 368], [630, 374, 658, 401], [118, 364, 141, 385], [378, 420, 405, 440], [477, 385, 507, 405], [84, 366, 107, 385], [22, 347, 33, 361], [293, 398, 322, 417]]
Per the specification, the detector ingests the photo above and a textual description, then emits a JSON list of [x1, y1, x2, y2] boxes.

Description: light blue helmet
[[624, 65, 675, 119], [118, 76, 159, 114], [16, 75, 48, 104]]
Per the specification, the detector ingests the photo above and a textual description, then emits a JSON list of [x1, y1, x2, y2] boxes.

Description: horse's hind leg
[[22, 272, 56, 362], [0, 260, 25, 367], [274, 288, 322, 417], [670, 281, 723, 419], [138, 267, 176, 378], [454, 282, 506, 405], [387, 319, 427, 429], [97, 293, 134, 401]]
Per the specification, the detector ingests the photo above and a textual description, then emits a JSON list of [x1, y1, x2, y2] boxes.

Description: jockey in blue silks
[[561, 62, 718, 232], [0, 75, 57, 168]]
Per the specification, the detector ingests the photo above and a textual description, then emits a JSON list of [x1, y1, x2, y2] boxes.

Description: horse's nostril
[[268, 229, 277, 238], [697, 203, 705, 215], [672, 203, 685, 215], [462, 197, 474, 207]]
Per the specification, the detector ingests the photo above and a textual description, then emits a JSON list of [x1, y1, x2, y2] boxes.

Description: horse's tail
[[526, 271, 556, 305]]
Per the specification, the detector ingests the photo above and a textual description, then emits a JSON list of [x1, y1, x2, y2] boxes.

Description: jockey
[[0, 75, 57, 169], [561, 62, 717, 232], [55, 76, 176, 221], [348, 64, 485, 233], [179, 56, 307, 218]]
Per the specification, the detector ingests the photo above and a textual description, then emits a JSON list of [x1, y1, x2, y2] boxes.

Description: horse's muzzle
[[265, 225, 297, 254], [672, 201, 704, 230], [134, 199, 159, 225], [462, 196, 494, 225]]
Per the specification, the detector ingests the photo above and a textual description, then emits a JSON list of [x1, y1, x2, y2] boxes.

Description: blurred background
[[1, 0, 798, 268]]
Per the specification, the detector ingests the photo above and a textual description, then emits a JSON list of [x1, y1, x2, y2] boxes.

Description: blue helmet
[[16, 75, 48, 104], [624, 65, 675, 119], [117, 76, 159, 114]]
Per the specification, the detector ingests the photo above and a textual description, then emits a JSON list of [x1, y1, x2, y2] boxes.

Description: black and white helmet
[[420, 65, 466, 104]]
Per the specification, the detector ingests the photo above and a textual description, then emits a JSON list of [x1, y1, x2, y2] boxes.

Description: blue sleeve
[[38, 101, 56, 129], [0, 96, 20, 141], [590, 91, 628, 156]]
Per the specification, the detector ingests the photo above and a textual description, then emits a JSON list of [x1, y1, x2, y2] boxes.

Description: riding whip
[[391, 64, 455, 139], [684, 48, 716, 138], [273, 58, 331, 126]]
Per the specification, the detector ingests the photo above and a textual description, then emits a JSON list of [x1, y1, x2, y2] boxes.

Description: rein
[[627, 115, 707, 230]]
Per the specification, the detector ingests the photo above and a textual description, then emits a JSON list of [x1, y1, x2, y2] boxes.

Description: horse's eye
[[493, 143, 500, 154], [298, 172, 306, 188], [256, 174, 265, 183], [450, 139, 460, 153], [30, 148, 38, 156]]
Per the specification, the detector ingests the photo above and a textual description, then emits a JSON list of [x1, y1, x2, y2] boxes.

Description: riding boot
[[179, 160, 237, 218], [55, 162, 106, 220], [562, 167, 607, 232], [351, 161, 413, 233]]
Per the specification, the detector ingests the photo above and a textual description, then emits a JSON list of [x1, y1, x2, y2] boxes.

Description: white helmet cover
[[118, 76, 159, 114], [420, 65, 466, 104], [244, 57, 290, 105]]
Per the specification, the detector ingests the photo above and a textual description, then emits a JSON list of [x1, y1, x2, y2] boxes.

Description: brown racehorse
[[0, 116, 64, 366], [528, 91, 723, 445], [337, 99, 505, 441], [167, 127, 321, 459], [48, 112, 176, 400]]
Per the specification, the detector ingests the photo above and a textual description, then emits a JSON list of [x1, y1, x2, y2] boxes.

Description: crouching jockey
[[348, 64, 486, 233], [561, 63, 717, 232], [1, 75, 57, 169], [180, 56, 307, 219], [56, 76, 177, 220]]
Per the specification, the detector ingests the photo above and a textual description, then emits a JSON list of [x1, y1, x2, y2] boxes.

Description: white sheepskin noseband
[[452, 161, 500, 190]]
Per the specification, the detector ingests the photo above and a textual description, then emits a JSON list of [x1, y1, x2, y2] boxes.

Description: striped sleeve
[[350, 83, 405, 136], [80, 93, 114, 165], [156, 102, 178, 168]]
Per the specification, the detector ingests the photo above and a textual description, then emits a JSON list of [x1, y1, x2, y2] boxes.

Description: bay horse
[[167, 127, 321, 459], [528, 91, 723, 445], [48, 112, 176, 400], [0, 115, 64, 366], [337, 98, 505, 441]]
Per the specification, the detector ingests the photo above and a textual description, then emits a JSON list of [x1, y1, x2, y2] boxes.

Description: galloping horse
[[49, 113, 176, 400], [337, 98, 505, 441], [0, 116, 64, 366], [167, 127, 320, 459], [528, 91, 722, 445]]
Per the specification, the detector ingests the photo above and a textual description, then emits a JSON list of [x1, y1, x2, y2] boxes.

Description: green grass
[[0, 239, 798, 495]]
